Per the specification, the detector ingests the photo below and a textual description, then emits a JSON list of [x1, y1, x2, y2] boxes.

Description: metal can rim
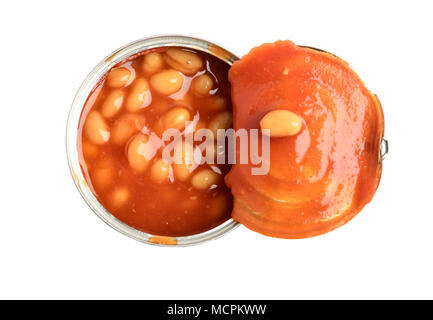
[[65, 35, 240, 246]]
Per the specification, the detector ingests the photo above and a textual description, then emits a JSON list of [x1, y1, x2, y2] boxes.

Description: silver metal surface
[[66, 35, 240, 246], [381, 138, 389, 161]]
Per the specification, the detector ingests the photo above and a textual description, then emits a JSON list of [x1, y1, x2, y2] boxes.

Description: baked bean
[[91, 160, 115, 190], [84, 111, 110, 144], [260, 109, 302, 137], [127, 134, 152, 173], [101, 89, 125, 118], [163, 107, 190, 132], [208, 193, 231, 219], [126, 78, 152, 111], [203, 96, 227, 113], [191, 74, 213, 96], [173, 141, 194, 181], [107, 67, 133, 88], [150, 70, 184, 95], [173, 163, 191, 182], [173, 162, 191, 181], [142, 52, 164, 74], [164, 48, 203, 75], [208, 111, 233, 139], [150, 158, 171, 183], [111, 113, 146, 145], [81, 139, 99, 159], [111, 187, 130, 208], [191, 169, 220, 190]]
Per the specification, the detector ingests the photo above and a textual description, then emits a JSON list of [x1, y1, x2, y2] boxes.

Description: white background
[[1, 0, 432, 300]]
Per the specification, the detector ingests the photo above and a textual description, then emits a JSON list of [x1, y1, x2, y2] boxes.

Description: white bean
[[191, 169, 220, 190], [106, 67, 133, 88], [127, 134, 152, 173], [101, 89, 124, 118], [208, 111, 233, 139], [164, 48, 203, 75], [111, 187, 130, 208], [172, 141, 194, 181], [150, 158, 170, 183], [162, 107, 190, 132], [84, 111, 110, 144], [206, 96, 227, 112], [260, 110, 302, 137], [91, 160, 115, 190], [150, 70, 184, 95], [126, 78, 151, 111], [81, 139, 98, 159], [111, 113, 146, 145], [142, 52, 164, 74], [191, 74, 213, 96]]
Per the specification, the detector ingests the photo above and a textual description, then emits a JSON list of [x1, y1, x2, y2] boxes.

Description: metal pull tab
[[380, 138, 389, 163]]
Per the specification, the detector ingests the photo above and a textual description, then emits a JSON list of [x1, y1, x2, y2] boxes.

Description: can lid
[[225, 40, 385, 239]]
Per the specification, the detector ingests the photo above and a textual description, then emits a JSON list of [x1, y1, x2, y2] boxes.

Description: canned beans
[[111, 187, 130, 208], [84, 111, 110, 144], [204, 96, 228, 113], [101, 89, 125, 118], [208, 193, 232, 219], [150, 158, 171, 183], [191, 169, 220, 190], [111, 113, 146, 145], [142, 52, 164, 74], [208, 111, 233, 139], [150, 69, 184, 95], [126, 78, 151, 111], [191, 74, 213, 96], [260, 109, 303, 137], [78, 47, 233, 237], [82, 139, 99, 160], [164, 48, 204, 75], [172, 141, 195, 181], [107, 67, 134, 88], [162, 107, 190, 132], [91, 159, 115, 190], [127, 133, 152, 173]]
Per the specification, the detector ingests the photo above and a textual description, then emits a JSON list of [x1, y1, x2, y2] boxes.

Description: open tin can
[[67, 35, 388, 246], [66, 35, 240, 246]]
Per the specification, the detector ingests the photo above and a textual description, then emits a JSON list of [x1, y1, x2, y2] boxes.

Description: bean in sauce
[[77, 47, 233, 237]]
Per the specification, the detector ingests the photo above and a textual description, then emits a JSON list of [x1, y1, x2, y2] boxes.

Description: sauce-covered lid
[[225, 40, 385, 238]]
